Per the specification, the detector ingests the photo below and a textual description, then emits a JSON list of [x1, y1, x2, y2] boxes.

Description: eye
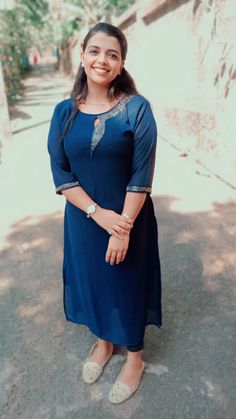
[[107, 52, 118, 60], [89, 49, 98, 55]]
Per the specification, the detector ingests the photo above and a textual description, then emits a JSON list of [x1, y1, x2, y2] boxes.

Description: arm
[[47, 103, 132, 238], [122, 191, 147, 222], [61, 186, 133, 238], [62, 188, 147, 226], [105, 98, 157, 265], [105, 192, 146, 265], [122, 99, 157, 222]]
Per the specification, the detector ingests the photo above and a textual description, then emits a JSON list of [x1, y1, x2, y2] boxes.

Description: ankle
[[126, 353, 143, 366], [97, 339, 113, 350]]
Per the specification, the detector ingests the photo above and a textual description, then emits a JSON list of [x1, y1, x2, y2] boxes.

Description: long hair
[[61, 22, 139, 139]]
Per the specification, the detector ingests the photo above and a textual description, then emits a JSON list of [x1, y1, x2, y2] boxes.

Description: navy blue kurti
[[47, 95, 162, 346]]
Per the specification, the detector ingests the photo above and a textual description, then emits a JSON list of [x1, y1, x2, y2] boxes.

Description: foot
[[108, 357, 145, 403], [117, 359, 145, 391], [87, 339, 114, 366], [82, 339, 114, 384]]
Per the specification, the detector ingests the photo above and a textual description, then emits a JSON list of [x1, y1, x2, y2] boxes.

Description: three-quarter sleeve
[[47, 104, 80, 195], [126, 100, 157, 194]]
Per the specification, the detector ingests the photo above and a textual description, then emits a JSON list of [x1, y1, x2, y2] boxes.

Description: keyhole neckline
[[93, 117, 101, 128], [76, 96, 125, 116]]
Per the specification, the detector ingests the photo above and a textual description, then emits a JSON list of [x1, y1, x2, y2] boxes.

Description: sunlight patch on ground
[[175, 229, 197, 243], [145, 362, 168, 376], [34, 313, 52, 325], [20, 237, 49, 250], [37, 289, 60, 305], [0, 276, 14, 296], [90, 383, 103, 401], [52, 320, 66, 336], [202, 251, 236, 278], [169, 195, 235, 214], [16, 303, 42, 318], [17, 212, 63, 227], [200, 376, 226, 404]]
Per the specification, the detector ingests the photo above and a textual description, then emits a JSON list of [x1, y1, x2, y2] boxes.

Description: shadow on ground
[[1, 196, 236, 419]]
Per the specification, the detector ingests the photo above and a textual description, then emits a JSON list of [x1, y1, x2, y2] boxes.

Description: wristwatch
[[86, 203, 97, 218]]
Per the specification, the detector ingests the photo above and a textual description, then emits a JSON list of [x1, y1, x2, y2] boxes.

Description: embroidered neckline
[[90, 95, 134, 154], [78, 96, 125, 116]]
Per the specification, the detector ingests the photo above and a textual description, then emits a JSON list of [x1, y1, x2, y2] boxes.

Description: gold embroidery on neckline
[[90, 95, 134, 155]]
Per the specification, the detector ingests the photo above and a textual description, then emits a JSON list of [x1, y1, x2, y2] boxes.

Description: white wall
[[117, 0, 236, 185]]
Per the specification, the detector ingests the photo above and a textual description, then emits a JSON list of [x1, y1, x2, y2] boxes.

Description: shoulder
[[52, 98, 73, 126], [127, 94, 155, 117], [126, 95, 156, 128], [54, 98, 73, 115], [127, 94, 150, 109]]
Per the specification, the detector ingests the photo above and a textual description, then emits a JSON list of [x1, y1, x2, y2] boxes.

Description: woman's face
[[81, 31, 124, 88]]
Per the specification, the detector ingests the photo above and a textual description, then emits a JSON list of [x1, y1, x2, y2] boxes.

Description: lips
[[92, 66, 109, 74]]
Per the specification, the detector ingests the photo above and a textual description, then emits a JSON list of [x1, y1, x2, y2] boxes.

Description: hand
[[92, 207, 133, 239], [105, 235, 130, 265]]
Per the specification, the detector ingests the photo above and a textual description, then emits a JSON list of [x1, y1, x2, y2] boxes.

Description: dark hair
[[62, 22, 138, 139]]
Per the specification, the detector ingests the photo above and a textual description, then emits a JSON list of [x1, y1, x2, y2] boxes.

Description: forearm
[[122, 192, 147, 222], [62, 186, 132, 238], [61, 186, 100, 214]]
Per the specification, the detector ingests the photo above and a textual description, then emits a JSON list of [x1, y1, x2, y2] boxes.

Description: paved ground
[[0, 64, 236, 419]]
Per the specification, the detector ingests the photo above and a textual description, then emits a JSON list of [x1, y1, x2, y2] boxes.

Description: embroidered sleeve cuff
[[56, 181, 80, 195], [126, 186, 152, 193]]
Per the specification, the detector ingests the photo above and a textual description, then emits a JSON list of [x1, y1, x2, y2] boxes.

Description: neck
[[86, 80, 110, 103]]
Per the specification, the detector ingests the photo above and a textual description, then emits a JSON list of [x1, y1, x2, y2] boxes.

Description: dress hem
[[63, 315, 162, 346]]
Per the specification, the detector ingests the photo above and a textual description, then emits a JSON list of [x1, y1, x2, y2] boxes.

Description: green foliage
[[0, 0, 48, 109], [107, 0, 136, 15], [60, 19, 80, 44], [18, 0, 49, 28], [68, 0, 136, 14], [64, 0, 136, 29]]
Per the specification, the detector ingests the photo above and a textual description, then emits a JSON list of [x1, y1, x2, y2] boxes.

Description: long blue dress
[[47, 94, 162, 346]]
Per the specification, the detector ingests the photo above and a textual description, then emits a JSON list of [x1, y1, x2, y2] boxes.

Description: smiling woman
[[79, 31, 124, 112], [47, 22, 162, 404]]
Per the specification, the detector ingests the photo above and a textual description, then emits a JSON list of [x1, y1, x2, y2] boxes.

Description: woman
[[47, 22, 162, 404]]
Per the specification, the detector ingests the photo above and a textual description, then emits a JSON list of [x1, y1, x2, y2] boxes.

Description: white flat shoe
[[82, 342, 113, 384], [108, 360, 145, 404]]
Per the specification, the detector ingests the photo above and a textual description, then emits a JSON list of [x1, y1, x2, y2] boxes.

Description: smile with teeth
[[92, 67, 109, 74]]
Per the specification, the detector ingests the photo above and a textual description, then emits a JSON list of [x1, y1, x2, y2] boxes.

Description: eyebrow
[[87, 45, 120, 55]]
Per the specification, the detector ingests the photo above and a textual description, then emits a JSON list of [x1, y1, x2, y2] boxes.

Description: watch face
[[88, 204, 96, 214]]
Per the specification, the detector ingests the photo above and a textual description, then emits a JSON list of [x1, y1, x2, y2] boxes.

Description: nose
[[97, 52, 108, 65]]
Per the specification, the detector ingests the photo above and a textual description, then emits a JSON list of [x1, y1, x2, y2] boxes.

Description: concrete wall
[[113, 0, 236, 187]]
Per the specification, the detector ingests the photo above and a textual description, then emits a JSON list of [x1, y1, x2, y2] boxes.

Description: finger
[[117, 221, 133, 231], [116, 250, 123, 264], [122, 223, 133, 233], [105, 247, 112, 263], [111, 227, 124, 240], [121, 250, 127, 262], [120, 215, 134, 224], [113, 225, 129, 236], [119, 218, 133, 226], [109, 250, 117, 265], [114, 226, 126, 236]]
